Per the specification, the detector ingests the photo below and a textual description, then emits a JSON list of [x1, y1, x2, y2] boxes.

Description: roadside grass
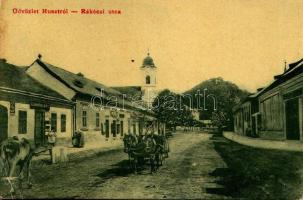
[[211, 135, 303, 200]]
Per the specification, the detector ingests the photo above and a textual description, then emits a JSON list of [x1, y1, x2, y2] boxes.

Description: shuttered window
[[61, 114, 66, 132]]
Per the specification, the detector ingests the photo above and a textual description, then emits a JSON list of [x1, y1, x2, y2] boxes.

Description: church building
[[140, 53, 158, 106], [112, 52, 159, 108]]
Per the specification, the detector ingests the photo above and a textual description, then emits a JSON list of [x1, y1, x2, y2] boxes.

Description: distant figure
[[45, 130, 56, 163]]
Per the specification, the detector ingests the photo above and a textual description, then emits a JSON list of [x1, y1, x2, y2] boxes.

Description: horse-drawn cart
[[123, 133, 169, 173]]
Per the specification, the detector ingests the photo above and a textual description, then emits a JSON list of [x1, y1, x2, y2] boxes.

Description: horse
[[152, 135, 165, 166], [0, 136, 33, 193], [124, 133, 161, 174], [123, 134, 139, 171], [153, 134, 169, 160]]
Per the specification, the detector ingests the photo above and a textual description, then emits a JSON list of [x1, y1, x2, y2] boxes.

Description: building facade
[[233, 58, 303, 141], [0, 59, 74, 147], [26, 56, 161, 146], [140, 53, 158, 106]]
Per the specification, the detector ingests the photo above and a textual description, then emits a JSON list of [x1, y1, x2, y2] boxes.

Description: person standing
[[45, 129, 56, 163]]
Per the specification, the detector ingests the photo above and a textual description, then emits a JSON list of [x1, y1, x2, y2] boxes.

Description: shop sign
[[30, 102, 50, 110]]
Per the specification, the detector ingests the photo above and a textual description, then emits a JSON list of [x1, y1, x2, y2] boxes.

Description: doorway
[[35, 110, 46, 147], [105, 119, 109, 138], [0, 105, 8, 142], [285, 98, 300, 140], [120, 121, 124, 136], [252, 116, 256, 136]]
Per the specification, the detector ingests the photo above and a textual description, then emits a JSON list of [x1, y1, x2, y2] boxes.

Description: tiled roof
[[33, 59, 153, 113], [34, 59, 122, 98], [0, 60, 68, 100], [111, 86, 143, 99]]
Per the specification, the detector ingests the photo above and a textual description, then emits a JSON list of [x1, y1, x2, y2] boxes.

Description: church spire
[[142, 50, 156, 68]]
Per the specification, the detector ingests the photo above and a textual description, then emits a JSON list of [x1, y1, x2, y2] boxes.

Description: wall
[[0, 100, 73, 146], [49, 106, 73, 146], [258, 73, 303, 140], [233, 101, 251, 136], [141, 67, 157, 105], [75, 100, 144, 145], [0, 101, 35, 141]]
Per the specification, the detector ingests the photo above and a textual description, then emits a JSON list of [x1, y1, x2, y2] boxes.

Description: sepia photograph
[[0, 0, 303, 199]]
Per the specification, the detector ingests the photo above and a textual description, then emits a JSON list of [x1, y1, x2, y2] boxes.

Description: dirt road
[[1, 132, 229, 199]]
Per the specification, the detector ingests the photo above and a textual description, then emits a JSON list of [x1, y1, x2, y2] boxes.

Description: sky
[[1, 0, 303, 93]]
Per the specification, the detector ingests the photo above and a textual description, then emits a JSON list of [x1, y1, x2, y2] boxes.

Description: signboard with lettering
[[30, 102, 50, 110]]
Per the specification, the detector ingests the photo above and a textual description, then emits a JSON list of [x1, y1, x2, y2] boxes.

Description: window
[[105, 119, 109, 138], [82, 111, 87, 127], [51, 113, 57, 132], [146, 75, 151, 84], [101, 123, 104, 134], [61, 114, 66, 132], [18, 111, 27, 134], [117, 123, 120, 135], [112, 120, 116, 137], [120, 121, 124, 136], [96, 113, 100, 127]]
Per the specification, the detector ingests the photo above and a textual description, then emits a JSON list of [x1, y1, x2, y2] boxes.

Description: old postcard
[[0, 0, 303, 199]]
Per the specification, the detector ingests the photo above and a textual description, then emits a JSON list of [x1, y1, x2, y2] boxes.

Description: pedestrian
[[45, 129, 56, 163]]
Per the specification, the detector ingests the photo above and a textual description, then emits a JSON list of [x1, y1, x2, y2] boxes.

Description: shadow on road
[[91, 159, 149, 187], [208, 134, 303, 200]]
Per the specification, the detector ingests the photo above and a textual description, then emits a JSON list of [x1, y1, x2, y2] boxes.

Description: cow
[[0, 136, 33, 193]]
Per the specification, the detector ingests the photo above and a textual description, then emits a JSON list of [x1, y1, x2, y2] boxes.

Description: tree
[[152, 89, 194, 131], [183, 77, 249, 130], [211, 110, 227, 134]]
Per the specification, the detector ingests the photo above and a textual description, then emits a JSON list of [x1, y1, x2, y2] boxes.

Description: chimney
[[284, 60, 287, 72], [77, 72, 84, 77], [0, 58, 7, 63], [38, 54, 42, 60]]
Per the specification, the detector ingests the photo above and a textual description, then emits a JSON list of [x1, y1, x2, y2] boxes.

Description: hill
[[183, 77, 250, 130]]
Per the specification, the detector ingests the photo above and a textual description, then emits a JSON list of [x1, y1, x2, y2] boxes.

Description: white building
[[26, 55, 160, 146], [0, 59, 74, 147], [140, 53, 158, 106]]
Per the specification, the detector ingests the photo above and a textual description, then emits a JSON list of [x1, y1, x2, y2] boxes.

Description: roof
[[0, 60, 68, 100], [142, 53, 156, 68], [260, 58, 303, 96], [249, 87, 266, 98], [34, 59, 122, 98], [32, 59, 153, 113], [111, 86, 143, 99]]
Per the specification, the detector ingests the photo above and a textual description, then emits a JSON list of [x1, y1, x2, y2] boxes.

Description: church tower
[[140, 52, 157, 106]]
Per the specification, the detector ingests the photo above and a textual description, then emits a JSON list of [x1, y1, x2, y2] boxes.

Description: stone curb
[[223, 132, 303, 152]]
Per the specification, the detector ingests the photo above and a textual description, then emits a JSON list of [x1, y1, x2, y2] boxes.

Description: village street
[[0, 132, 229, 199], [2, 131, 303, 199]]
